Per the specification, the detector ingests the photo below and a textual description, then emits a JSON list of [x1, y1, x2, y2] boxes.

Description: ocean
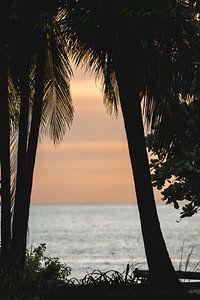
[[28, 203, 200, 279]]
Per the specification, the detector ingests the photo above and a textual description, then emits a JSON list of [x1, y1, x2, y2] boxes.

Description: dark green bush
[[0, 243, 71, 300]]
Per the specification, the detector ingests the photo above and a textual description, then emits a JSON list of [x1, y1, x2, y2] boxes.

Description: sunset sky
[[32, 66, 161, 204]]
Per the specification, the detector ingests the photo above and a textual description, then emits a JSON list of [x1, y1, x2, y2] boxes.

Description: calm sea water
[[28, 203, 200, 279]]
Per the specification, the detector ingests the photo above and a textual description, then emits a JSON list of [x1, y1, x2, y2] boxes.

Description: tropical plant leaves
[[40, 22, 74, 144]]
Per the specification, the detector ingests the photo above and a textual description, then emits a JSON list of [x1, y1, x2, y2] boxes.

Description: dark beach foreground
[[1, 271, 200, 300], [35, 268, 200, 300], [41, 282, 200, 300], [1, 251, 200, 300], [39, 268, 200, 300]]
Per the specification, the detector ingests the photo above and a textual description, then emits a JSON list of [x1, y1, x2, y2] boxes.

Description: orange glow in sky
[[31, 66, 161, 204]]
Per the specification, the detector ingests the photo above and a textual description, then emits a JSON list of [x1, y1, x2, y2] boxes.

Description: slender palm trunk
[[12, 41, 46, 268], [0, 45, 11, 269], [114, 57, 180, 291], [19, 39, 47, 261], [12, 62, 30, 269]]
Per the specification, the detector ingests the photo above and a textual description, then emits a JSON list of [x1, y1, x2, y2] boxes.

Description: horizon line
[[30, 201, 164, 206]]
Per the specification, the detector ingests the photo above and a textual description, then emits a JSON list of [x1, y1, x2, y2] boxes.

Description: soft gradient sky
[[32, 66, 161, 204]]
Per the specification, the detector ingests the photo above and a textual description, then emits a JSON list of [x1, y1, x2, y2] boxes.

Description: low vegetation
[[0, 244, 200, 300], [0, 244, 71, 300]]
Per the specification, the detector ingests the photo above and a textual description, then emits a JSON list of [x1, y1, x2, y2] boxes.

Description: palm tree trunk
[[18, 38, 47, 262], [114, 61, 180, 291], [12, 62, 30, 269], [0, 45, 11, 269], [12, 40, 46, 269]]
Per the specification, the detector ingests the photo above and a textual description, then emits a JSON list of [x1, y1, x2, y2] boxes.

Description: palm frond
[[60, 2, 120, 115], [139, 1, 200, 158], [60, 0, 199, 158], [9, 132, 18, 218], [40, 24, 74, 144], [74, 49, 119, 115], [8, 77, 20, 216], [8, 77, 20, 135]]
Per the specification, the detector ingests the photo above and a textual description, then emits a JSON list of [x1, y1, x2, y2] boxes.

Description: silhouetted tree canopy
[[147, 100, 200, 218]]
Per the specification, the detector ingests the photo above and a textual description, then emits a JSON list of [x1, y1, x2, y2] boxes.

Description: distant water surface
[[28, 203, 200, 279]]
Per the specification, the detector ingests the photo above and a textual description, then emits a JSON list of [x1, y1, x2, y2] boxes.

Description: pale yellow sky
[[32, 66, 161, 204]]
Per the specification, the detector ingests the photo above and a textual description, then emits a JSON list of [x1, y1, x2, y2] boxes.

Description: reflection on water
[[28, 203, 200, 279]]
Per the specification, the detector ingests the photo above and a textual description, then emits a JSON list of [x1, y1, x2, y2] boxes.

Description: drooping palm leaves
[[2, 1, 199, 289], [65, 0, 200, 157], [142, 2, 200, 159], [58, 0, 200, 291], [41, 27, 73, 144], [0, 1, 74, 268]]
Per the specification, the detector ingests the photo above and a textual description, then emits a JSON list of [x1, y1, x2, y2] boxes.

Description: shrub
[[0, 243, 71, 300]]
